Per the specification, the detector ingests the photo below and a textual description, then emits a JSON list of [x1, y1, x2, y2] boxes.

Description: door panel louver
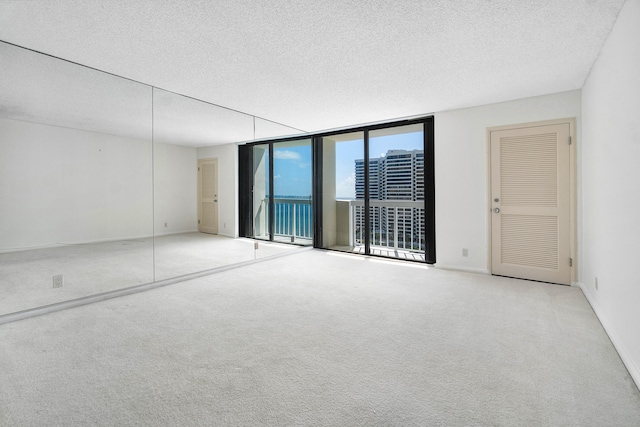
[[501, 214, 558, 269], [490, 122, 571, 285], [501, 133, 557, 207]]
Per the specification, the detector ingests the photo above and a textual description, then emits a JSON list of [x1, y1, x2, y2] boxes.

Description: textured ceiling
[[0, 0, 626, 133]]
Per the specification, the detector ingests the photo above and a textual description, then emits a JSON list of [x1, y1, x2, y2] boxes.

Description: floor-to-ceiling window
[[273, 139, 313, 244], [367, 124, 425, 260], [240, 138, 314, 246], [239, 117, 434, 263]]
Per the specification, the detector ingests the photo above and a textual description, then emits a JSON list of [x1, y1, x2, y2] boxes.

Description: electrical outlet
[[224, 222, 226, 229], [164, 222, 168, 228], [254, 241, 259, 250], [595, 277, 599, 291], [462, 248, 468, 257], [53, 275, 63, 288]]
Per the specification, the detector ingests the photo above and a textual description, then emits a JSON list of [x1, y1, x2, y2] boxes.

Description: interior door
[[198, 158, 218, 235], [490, 123, 571, 285]]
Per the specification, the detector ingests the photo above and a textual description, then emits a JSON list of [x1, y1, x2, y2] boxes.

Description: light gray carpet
[[0, 233, 298, 315], [1, 249, 639, 426]]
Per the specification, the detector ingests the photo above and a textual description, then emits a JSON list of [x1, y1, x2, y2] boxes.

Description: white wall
[[434, 90, 582, 273], [197, 143, 238, 237], [153, 142, 198, 235], [580, 0, 640, 386], [0, 117, 153, 250]]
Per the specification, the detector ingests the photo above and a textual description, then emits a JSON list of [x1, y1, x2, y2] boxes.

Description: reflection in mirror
[[0, 41, 154, 315], [252, 144, 270, 241], [152, 89, 297, 280], [254, 117, 303, 141], [273, 139, 313, 245], [0, 43, 308, 317]]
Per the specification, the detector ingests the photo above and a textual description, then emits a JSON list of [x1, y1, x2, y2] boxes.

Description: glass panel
[[152, 88, 259, 281], [0, 43, 309, 317], [252, 144, 270, 241], [320, 132, 364, 253], [0, 41, 154, 314], [368, 124, 425, 261], [272, 139, 313, 245]]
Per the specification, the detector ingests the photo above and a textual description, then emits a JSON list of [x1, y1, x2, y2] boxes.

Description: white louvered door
[[198, 158, 218, 235], [490, 123, 571, 285]]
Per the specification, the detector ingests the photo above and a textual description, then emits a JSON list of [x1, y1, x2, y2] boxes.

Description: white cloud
[[336, 172, 356, 199], [274, 150, 301, 160]]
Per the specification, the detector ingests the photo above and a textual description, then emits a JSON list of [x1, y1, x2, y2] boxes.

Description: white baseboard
[[433, 264, 490, 274], [578, 282, 640, 390], [217, 231, 236, 238]]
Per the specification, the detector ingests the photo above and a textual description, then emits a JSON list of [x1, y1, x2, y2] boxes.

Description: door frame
[[198, 157, 219, 235], [486, 118, 577, 284]]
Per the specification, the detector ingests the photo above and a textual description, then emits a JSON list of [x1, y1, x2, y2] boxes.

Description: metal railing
[[256, 197, 423, 252], [349, 199, 425, 252], [257, 197, 313, 241]]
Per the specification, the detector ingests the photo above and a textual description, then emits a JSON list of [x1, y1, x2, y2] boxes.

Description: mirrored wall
[[0, 41, 302, 316]]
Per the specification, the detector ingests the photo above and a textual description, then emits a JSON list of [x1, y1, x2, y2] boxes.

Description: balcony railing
[[256, 197, 424, 253], [256, 197, 313, 242], [274, 197, 313, 241], [349, 199, 425, 252]]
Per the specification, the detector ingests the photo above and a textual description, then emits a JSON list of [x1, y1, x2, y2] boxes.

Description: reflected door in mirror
[[198, 158, 218, 234]]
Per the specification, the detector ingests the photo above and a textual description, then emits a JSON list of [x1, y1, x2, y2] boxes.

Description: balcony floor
[[331, 245, 426, 262], [273, 235, 313, 246]]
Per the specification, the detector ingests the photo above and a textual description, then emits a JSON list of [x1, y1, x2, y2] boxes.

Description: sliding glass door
[[246, 139, 313, 246], [368, 124, 425, 260], [318, 123, 428, 261], [273, 139, 313, 244], [239, 117, 435, 263]]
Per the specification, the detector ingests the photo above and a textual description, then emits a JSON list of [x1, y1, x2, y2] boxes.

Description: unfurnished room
[[1, 1, 639, 425]]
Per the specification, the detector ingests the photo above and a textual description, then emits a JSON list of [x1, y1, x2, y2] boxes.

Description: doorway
[[198, 158, 218, 235], [489, 119, 575, 285], [318, 125, 427, 261]]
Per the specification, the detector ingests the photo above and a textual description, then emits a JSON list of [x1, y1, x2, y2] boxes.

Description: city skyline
[[269, 131, 424, 198]]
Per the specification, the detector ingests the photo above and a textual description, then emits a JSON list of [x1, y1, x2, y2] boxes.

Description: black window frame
[[238, 116, 435, 264]]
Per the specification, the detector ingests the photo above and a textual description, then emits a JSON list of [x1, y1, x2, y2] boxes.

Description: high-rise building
[[354, 149, 424, 251]]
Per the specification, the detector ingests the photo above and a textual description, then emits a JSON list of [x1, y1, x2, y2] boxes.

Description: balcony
[[257, 197, 425, 260], [340, 199, 426, 261], [254, 197, 313, 245]]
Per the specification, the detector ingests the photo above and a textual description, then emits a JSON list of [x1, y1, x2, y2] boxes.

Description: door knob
[[493, 208, 500, 213]]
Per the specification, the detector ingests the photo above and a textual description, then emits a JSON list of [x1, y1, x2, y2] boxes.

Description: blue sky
[[273, 143, 313, 197], [271, 131, 423, 198]]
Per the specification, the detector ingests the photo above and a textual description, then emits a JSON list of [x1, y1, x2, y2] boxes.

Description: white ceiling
[[0, 0, 626, 133]]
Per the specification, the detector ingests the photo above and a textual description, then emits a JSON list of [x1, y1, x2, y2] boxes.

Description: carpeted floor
[[0, 233, 298, 315], [1, 249, 639, 426]]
